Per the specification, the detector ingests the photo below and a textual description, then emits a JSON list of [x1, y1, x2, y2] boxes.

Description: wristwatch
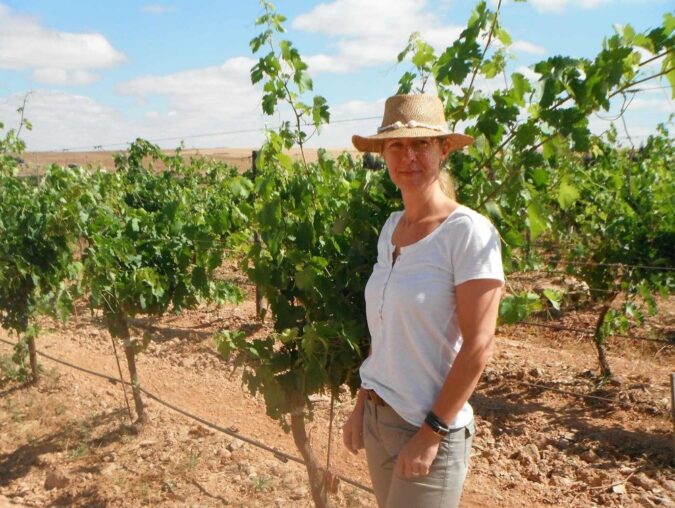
[[424, 411, 450, 437]]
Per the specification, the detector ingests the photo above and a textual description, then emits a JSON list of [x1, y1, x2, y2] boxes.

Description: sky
[[0, 0, 672, 152]]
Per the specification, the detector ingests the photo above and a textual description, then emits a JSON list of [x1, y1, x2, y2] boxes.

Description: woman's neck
[[400, 183, 455, 224]]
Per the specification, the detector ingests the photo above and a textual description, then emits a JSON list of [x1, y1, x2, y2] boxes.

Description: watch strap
[[424, 411, 450, 437]]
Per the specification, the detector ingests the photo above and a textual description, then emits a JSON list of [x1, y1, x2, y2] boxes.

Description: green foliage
[[0, 123, 88, 371], [499, 292, 542, 324], [250, 1, 329, 150], [0, 106, 31, 177], [83, 141, 248, 327], [239, 145, 399, 420]]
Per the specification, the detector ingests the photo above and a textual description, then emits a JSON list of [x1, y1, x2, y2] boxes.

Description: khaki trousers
[[363, 398, 474, 508]]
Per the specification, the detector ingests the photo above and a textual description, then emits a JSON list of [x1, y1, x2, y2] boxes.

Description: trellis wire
[[0, 337, 374, 496]]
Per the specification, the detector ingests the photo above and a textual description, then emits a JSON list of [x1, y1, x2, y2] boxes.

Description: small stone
[[44, 472, 69, 490], [556, 438, 571, 450], [652, 495, 675, 508], [612, 483, 626, 495], [630, 473, 655, 490], [101, 464, 117, 477], [529, 367, 543, 378], [308, 394, 330, 403], [227, 439, 244, 452], [188, 425, 211, 438], [514, 443, 540, 466], [526, 466, 544, 483], [638, 495, 657, 508], [241, 464, 256, 476], [662, 479, 675, 494], [581, 450, 598, 464], [589, 473, 610, 488], [290, 486, 308, 500]]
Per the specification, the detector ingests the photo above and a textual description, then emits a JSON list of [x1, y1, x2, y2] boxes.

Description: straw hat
[[352, 94, 473, 154]]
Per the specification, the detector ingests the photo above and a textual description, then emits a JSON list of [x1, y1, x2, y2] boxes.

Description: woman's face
[[381, 137, 451, 193]]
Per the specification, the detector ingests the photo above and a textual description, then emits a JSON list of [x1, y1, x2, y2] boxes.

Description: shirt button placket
[[379, 254, 396, 321]]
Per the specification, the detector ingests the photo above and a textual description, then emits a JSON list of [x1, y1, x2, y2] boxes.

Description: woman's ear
[[440, 138, 453, 159]]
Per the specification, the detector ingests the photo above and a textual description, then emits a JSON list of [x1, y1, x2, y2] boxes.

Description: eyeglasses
[[383, 138, 438, 156]]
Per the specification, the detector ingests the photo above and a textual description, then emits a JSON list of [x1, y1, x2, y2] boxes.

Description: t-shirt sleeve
[[450, 214, 505, 286]]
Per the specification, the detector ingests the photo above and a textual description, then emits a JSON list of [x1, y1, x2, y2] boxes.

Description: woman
[[343, 94, 504, 508]]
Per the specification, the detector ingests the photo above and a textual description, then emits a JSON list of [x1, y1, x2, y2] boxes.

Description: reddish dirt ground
[[1, 268, 674, 507]]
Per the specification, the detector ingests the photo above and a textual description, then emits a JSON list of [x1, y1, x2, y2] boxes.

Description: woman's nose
[[403, 145, 417, 160]]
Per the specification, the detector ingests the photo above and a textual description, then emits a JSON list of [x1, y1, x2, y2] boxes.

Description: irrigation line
[[554, 260, 675, 272], [0, 337, 374, 496], [0, 337, 642, 457], [509, 380, 620, 404], [513, 320, 672, 344]]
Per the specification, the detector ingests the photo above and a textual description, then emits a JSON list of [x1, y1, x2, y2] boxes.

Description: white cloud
[[308, 99, 386, 148], [628, 96, 675, 111], [528, 0, 610, 12], [117, 57, 259, 116], [141, 4, 175, 15], [0, 57, 270, 151], [515, 65, 543, 83], [0, 91, 129, 150], [0, 3, 125, 86], [512, 40, 547, 55], [292, 0, 545, 75], [293, 0, 427, 38], [499, 0, 666, 11], [291, 0, 465, 73], [31, 68, 98, 86]]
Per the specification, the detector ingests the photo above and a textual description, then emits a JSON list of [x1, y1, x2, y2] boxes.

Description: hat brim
[[352, 129, 474, 153]]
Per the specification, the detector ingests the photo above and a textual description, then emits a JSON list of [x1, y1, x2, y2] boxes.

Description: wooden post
[[251, 150, 263, 320]]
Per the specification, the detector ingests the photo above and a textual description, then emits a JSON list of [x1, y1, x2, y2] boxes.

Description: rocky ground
[[0, 275, 673, 507]]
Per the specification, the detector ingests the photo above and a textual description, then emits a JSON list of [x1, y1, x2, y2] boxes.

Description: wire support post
[[670, 373, 675, 465]]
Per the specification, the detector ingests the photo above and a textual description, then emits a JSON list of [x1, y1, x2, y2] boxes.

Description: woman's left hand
[[393, 425, 442, 479]]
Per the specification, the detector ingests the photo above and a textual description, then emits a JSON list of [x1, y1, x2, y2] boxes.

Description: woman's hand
[[394, 425, 442, 479], [342, 403, 365, 454]]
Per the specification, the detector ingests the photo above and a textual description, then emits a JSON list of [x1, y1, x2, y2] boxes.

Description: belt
[[365, 389, 389, 407]]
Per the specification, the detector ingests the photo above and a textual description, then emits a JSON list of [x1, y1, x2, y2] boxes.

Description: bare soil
[[1, 267, 674, 507]]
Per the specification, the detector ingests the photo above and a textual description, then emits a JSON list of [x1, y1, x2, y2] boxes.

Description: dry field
[[1, 264, 673, 507], [17, 147, 360, 176]]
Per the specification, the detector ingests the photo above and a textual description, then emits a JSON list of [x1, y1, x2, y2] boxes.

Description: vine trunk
[[593, 303, 613, 379], [28, 336, 38, 382], [106, 312, 146, 423], [290, 406, 332, 508]]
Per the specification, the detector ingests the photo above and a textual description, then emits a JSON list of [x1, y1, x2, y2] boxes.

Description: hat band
[[377, 120, 449, 134]]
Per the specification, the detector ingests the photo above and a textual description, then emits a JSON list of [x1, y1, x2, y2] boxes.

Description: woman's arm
[[342, 387, 367, 454], [394, 278, 502, 479], [342, 345, 372, 454]]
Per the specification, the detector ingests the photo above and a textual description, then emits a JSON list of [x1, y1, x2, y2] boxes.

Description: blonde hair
[[438, 170, 456, 200], [439, 137, 456, 199]]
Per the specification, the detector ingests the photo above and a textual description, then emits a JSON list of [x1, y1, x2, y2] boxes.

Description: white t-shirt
[[360, 205, 504, 428]]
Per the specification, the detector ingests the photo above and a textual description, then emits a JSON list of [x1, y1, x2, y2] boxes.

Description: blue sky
[[0, 0, 672, 152]]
